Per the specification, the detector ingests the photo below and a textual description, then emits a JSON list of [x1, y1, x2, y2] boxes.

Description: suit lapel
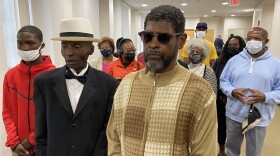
[[73, 67, 97, 119], [53, 66, 74, 116]]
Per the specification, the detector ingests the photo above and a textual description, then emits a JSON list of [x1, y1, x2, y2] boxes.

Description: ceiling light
[[222, 2, 229, 5], [181, 3, 188, 6], [211, 10, 216, 13], [244, 9, 254, 12], [181, 10, 184, 13], [141, 4, 147, 7], [204, 15, 208, 17], [231, 15, 236, 16]]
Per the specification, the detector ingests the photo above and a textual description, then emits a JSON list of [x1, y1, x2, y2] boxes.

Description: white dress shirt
[[65, 64, 89, 113], [188, 63, 205, 78]]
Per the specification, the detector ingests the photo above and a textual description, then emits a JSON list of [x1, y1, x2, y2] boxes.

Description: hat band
[[60, 32, 93, 38]]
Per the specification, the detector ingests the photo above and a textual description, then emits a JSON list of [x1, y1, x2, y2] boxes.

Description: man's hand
[[247, 88, 266, 105], [13, 143, 30, 156], [232, 88, 265, 105], [21, 137, 33, 150], [232, 88, 251, 105]]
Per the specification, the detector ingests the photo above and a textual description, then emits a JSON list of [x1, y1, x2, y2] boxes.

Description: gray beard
[[146, 60, 164, 73]]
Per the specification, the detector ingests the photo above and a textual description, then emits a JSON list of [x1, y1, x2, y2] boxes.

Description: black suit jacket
[[34, 65, 118, 156]]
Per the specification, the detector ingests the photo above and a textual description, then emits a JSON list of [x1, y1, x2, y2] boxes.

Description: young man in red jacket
[[2, 25, 55, 156]]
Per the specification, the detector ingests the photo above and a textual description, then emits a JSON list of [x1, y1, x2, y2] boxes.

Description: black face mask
[[123, 51, 135, 62], [227, 46, 239, 57]]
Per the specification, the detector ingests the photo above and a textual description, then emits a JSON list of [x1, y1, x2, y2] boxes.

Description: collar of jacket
[[138, 64, 190, 87]]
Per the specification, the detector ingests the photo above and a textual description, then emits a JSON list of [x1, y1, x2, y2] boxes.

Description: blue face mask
[[189, 54, 204, 64], [101, 50, 112, 57]]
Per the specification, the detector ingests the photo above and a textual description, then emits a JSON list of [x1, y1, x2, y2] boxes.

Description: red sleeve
[[28, 132, 35, 145], [2, 75, 20, 150]]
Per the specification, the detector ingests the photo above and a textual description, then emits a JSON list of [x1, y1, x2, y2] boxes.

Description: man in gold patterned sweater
[[107, 5, 217, 155]]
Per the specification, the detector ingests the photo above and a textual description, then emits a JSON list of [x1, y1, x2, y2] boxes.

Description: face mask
[[17, 44, 42, 61], [101, 50, 111, 57], [189, 54, 203, 64], [196, 31, 206, 38], [227, 46, 239, 57], [123, 51, 135, 62], [246, 40, 263, 54]]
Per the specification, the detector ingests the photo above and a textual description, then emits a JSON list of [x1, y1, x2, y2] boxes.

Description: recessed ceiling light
[[222, 2, 229, 5], [142, 4, 147, 7], [211, 10, 216, 13], [181, 3, 188, 6], [231, 14, 236, 16], [244, 9, 254, 12], [204, 15, 208, 17]]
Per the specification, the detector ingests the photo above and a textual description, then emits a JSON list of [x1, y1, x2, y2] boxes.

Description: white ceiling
[[123, 0, 274, 18]]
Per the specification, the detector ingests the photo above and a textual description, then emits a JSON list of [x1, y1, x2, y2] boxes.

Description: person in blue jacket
[[220, 27, 280, 156]]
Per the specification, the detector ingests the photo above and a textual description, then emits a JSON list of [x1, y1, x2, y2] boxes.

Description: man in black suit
[[34, 18, 118, 156]]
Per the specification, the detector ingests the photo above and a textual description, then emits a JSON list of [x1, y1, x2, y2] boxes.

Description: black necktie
[[65, 68, 88, 84]]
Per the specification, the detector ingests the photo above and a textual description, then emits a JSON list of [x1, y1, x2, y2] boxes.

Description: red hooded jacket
[[2, 55, 55, 153]]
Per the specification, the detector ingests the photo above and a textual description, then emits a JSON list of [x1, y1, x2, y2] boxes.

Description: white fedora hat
[[52, 18, 101, 42]]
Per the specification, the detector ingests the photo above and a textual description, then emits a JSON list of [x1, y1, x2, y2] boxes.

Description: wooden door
[[205, 29, 214, 43]]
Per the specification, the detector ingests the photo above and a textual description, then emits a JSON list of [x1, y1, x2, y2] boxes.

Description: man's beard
[[144, 52, 171, 73]]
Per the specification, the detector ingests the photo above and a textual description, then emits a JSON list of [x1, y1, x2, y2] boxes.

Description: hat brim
[[51, 37, 101, 42], [196, 26, 208, 29]]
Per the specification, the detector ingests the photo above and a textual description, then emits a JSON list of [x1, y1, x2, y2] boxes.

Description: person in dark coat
[[212, 35, 246, 156], [34, 18, 118, 156]]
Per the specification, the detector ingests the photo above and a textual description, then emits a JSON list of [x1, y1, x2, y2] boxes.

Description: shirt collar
[[69, 64, 89, 76]]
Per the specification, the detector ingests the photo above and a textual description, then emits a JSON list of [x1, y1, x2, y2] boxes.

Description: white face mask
[[196, 31, 206, 38], [18, 44, 42, 61], [246, 40, 263, 54]]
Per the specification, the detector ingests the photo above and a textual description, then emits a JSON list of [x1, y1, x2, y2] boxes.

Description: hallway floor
[[239, 106, 280, 156]]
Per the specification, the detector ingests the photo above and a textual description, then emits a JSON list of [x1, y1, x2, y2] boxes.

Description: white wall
[[253, 4, 263, 27], [113, 0, 122, 42], [99, 0, 114, 37], [131, 9, 144, 54], [121, 3, 131, 38], [185, 17, 199, 29], [270, 0, 280, 58], [0, 4, 10, 156], [49, 0, 73, 67], [252, 0, 279, 58], [223, 16, 253, 40], [185, 16, 252, 42], [261, 3, 274, 36], [31, 0, 55, 62], [200, 17, 224, 41]]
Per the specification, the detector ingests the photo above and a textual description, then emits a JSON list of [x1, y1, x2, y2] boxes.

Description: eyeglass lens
[[141, 32, 173, 44]]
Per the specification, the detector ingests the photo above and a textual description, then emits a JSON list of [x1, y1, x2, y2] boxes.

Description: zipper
[[27, 65, 32, 133], [249, 58, 256, 74]]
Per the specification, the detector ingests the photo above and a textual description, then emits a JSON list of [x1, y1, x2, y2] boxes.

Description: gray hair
[[187, 38, 210, 57]]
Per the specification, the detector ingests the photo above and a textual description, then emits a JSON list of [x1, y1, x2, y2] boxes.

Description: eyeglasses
[[138, 31, 183, 44]]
